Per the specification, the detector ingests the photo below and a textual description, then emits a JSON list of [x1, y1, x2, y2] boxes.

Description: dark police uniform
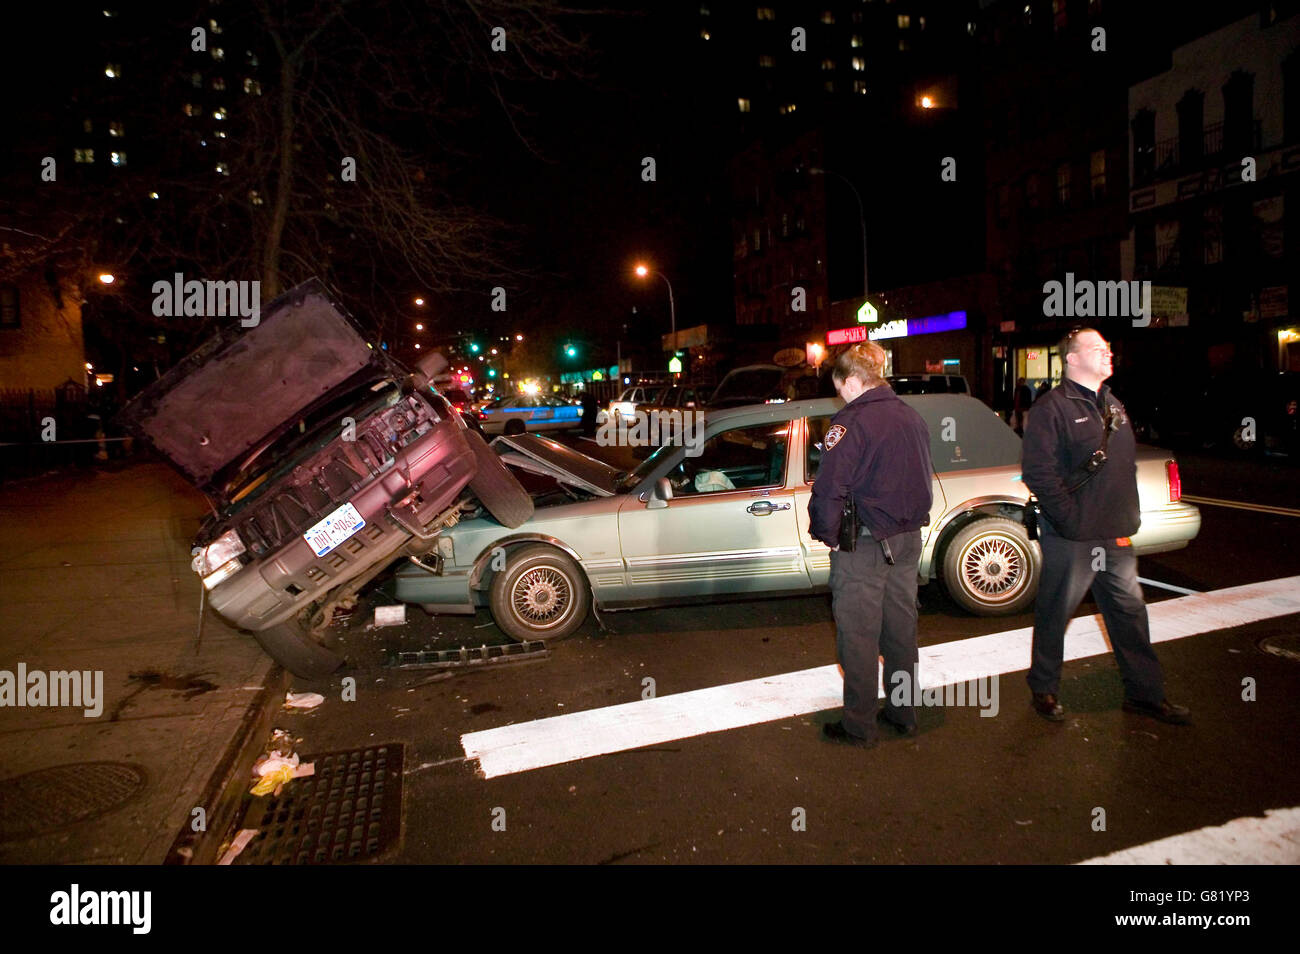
[[1021, 377, 1165, 703], [809, 385, 933, 743]]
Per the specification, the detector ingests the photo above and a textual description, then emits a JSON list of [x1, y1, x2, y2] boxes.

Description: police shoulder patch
[[824, 424, 847, 449]]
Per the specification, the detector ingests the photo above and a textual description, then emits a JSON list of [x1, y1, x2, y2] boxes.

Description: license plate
[[303, 502, 366, 557]]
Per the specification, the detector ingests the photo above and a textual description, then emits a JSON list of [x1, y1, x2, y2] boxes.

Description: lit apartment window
[[853, 80, 867, 94], [899, 38, 910, 52], [821, 11, 834, 24], [738, 97, 751, 112], [897, 15, 910, 29], [213, 107, 227, 121], [919, 17, 926, 30], [821, 58, 835, 70], [212, 47, 225, 61], [1088, 0, 1102, 15], [214, 129, 227, 138], [850, 35, 863, 47], [1053, 0, 1068, 31], [183, 103, 202, 117], [108, 121, 124, 137], [1024, 4, 1033, 25], [967, 21, 977, 35], [209, 18, 223, 34], [191, 72, 203, 88], [74, 148, 94, 163], [757, 7, 775, 20], [700, 5, 710, 14], [779, 102, 797, 115], [215, 162, 230, 176], [851, 57, 865, 71], [1056, 161, 1071, 206], [102, 9, 117, 16], [759, 54, 775, 67], [700, 29, 711, 40], [104, 63, 120, 78], [212, 76, 226, 90], [246, 51, 259, 66], [1090, 149, 1106, 200], [149, 191, 159, 199], [243, 78, 262, 95], [82, 119, 92, 133], [110, 151, 126, 166], [249, 190, 264, 206], [752, 228, 762, 251], [824, 80, 835, 92]]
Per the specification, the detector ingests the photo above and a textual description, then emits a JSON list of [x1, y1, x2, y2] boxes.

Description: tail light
[[1165, 459, 1181, 503]]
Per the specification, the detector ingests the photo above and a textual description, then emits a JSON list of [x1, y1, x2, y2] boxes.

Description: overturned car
[[118, 279, 532, 678]]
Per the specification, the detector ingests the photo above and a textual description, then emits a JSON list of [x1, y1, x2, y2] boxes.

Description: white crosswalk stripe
[[1077, 806, 1300, 864], [461, 575, 1300, 779]]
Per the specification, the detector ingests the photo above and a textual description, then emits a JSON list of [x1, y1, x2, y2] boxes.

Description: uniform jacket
[[808, 385, 933, 547], [1021, 377, 1140, 540]]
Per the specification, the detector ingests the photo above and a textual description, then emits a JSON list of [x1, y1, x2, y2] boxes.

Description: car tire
[[464, 428, 534, 528], [1230, 423, 1260, 454], [504, 418, 527, 436], [251, 616, 345, 680], [489, 544, 590, 642], [939, 516, 1040, 616]]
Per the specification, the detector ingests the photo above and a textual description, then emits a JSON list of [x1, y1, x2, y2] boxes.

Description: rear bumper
[[1131, 502, 1201, 556], [207, 420, 475, 632]]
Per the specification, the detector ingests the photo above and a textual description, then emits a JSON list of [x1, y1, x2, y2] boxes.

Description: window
[[191, 72, 203, 88], [757, 7, 775, 20], [212, 47, 225, 61], [738, 97, 751, 113], [1055, 161, 1070, 207], [700, 28, 711, 39], [212, 76, 226, 90], [821, 58, 835, 70], [850, 35, 863, 48], [919, 16, 926, 30], [110, 151, 126, 166], [851, 57, 865, 71], [1023, 3, 1033, 26], [74, 148, 94, 163], [899, 38, 910, 52], [82, 119, 92, 133], [213, 107, 227, 121], [215, 162, 230, 176], [209, 18, 223, 34], [779, 102, 797, 115], [824, 80, 835, 93], [672, 423, 789, 495], [1053, 0, 1068, 31], [759, 54, 775, 67], [1089, 149, 1106, 201], [184, 103, 203, 116], [108, 121, 124, 137], [0, 285, 19, 328], [897, 15, 910, 29], [104, 63, 120, 78], [821, 11, 834, 24], [853, 80, 867, 94], [243, 77, 262, 95]]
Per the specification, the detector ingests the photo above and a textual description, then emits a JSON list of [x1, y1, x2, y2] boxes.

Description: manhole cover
[[233, 744, 403, 864], [0, 762, 147, 841], [1258, 633, 1300, 662]]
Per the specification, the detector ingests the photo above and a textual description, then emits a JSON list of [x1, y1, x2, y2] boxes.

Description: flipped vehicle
[[394, 394, 1201, 639], [476, 393, 583, 435], [117, 279, 533, 678]]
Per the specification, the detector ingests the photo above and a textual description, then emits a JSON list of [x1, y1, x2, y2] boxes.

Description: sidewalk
[[0, 461, 282, 864]]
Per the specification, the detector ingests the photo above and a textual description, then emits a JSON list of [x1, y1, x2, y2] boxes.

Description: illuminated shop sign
[[827, 325, 869, 346], [867, 310, 967, 341]]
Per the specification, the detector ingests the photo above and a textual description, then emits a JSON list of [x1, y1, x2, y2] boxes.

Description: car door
[[617, 419, 809, 600], [794, 413, 947, 586]]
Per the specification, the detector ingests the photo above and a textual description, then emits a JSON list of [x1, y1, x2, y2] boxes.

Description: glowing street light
[[414, 297, 425, 306], [633, 262, 677, 352], [415, 323, 424, 331], [515, 334, 523, 341], [920, 96, 935, 109], [98, 273, 115, 285]]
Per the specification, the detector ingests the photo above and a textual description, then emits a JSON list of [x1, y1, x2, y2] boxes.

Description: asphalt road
[[274, 438, 1300, 865]]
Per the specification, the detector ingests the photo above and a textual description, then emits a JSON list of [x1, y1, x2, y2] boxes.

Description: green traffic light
[[470, 343, 480, 353], [565, 345, 577, 357], [488, 368, 496, 377]]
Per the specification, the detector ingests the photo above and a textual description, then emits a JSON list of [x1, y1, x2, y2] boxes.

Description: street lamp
[[809, 167, 868, 297], [633, 263, 677, 352]]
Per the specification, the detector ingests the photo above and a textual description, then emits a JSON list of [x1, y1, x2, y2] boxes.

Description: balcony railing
[[1134, 119, 1262, 186]]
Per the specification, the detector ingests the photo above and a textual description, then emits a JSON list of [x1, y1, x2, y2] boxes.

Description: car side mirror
[[647, 476, 673, 509]]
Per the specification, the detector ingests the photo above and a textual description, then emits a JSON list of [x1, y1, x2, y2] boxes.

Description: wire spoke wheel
[[961, 535, 1026, 598], [940, 517, 1040, 616], [489, 544, 591, 641], [512, 566, 573, 625]]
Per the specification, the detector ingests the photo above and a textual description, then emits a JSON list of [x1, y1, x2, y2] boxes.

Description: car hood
[[491, 434, 619, 497], [117, 279, 402, 497]]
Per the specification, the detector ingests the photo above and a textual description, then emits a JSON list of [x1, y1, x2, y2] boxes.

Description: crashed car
[[118, 279, 533, 678], [393, 394, 1201, 638]]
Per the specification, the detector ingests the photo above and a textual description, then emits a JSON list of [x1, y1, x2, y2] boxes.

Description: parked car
[[476, 393, 584, 435], [888, 373, 969, 395], [394, 394, 1201, 639], [596, 383, 670, 426], [707, 364, 788, 408], [117, 279, 533, 678]]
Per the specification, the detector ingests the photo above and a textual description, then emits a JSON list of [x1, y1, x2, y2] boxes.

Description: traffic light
[[565, 344, 577, 358], [469, 342, 480, 353], [488, 368, 497, 378]]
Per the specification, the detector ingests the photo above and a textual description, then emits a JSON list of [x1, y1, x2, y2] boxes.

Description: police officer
[[1021, 327, 1190, 725], [809, 342, 933, 748]]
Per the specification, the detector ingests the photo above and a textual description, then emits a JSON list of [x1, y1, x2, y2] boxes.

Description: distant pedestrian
[[1034, 379, 1051, 402], [1013, 377, 1034, 435], [809, 341, 933, 749]]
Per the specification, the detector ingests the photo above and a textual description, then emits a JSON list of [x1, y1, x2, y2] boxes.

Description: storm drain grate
[[234, 744, 403, 865], [0, 762, 147, 842]]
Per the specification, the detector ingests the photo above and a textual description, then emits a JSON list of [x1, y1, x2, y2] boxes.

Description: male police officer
[[809, 342, 933, 748], [1021, 327, 1190, 725]]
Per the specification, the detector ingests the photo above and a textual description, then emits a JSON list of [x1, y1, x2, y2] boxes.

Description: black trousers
[[830, 529, 922, 742], [1027, 526, 1165, 703]]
